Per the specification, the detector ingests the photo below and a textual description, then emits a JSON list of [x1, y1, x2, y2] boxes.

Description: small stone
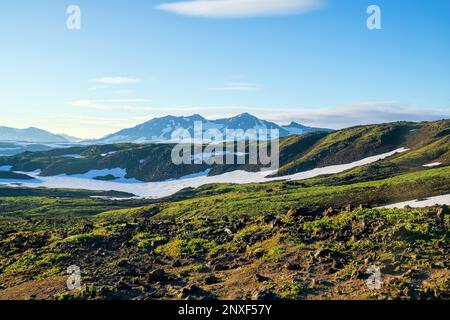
[[284, 262, 298, 270], [323, 207, 336, 217], [172, 260, 182, 267], [178, 287, 191, 299], [253, 248, 265, 258], [116, 281, 132, 290], [313, 248, 332, 260], [255, 274, 269, 282], [117, 259, 132, 269], [212, 264, 229, 271], [436, 205, 449, 223], [351, 269, 365, 279], [147, 269, 165, 282], [178, 285, 201, 299], [204, 275, 219, 285], [96, 286, 109, 296], [251, 289, 273, 300], [287, 208, 301, 219], [263, 213, 276, 223]]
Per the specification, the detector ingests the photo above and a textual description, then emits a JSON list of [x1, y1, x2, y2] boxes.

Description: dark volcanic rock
[[147, 269, 165, 282]]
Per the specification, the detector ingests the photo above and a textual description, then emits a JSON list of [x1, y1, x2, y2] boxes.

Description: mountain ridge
[[1, 119, 449, 184], [97, 113, 332, 143], [0, 126, 81, 143]]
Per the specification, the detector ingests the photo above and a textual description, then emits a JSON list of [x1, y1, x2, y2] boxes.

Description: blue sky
[[1, 0, 449, 138]]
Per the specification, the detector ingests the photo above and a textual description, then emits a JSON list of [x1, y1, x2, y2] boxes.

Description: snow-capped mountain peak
[[96, 113, 331, 143]]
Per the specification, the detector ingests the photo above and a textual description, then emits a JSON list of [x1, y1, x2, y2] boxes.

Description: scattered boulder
[[178, 285, 202, 299], [437, 205, 450, 215], [284, 262, 299, 270], [435, 205, 449, 223], [287, 208, 301, 219], [178, 287, 191, 299], [212, 264, 229, 271], [351, 269, 365, 280], [253, 248, 266, 258], [81, 223, 94, 233], [251, 288, 275, 300], [255, 274, 270, 282], [116, 280, 132, 290], [117, 258, 132, 269], [323, 207, 337, 217], [172, 259, 182, 267], [270, 218, 283, 228], [147, 269, 165, 282], [344, 204, 353, 212], [204, 275, 219, 285], [263, 213, 276, 223], [313, 248, 333, 260]]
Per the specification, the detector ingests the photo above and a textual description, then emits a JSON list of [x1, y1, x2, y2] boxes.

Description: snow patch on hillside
[[62, 154, 84, 159], [382, 194, 450, 209], [57, 168, 142, 183], [101, 151, 118, 157], [287, 148, 409, 181], [0, 148, 409, 198], [423, 162, 442, 167]]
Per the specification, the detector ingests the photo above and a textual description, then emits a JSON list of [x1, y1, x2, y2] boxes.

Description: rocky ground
[[0, 204, 448, 300]]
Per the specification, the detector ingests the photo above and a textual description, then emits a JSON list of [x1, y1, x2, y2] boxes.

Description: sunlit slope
[[1, 120, 449, 185]]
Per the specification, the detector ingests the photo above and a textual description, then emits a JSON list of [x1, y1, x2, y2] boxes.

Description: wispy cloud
[[131, 102, 449, 129], [68, 100, 111, 110], [156, 0, 325, 18], [67, 99, 153, 112], [67, 100, 450, 132], [262, 102, 450, 129], [90, 77, 141, 85], [114, 89, 132, 94], [209, 82, 259, 91]]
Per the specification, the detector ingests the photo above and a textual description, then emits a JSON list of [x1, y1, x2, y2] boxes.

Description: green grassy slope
[[97, 165, 450, 220], [1, 119, 449, 184]]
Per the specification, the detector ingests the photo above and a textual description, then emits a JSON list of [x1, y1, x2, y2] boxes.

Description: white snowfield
[[56, 168, 141, 183], [62, 154, 84, 159], [422, 162, 442, 167], [0, 147, 408, 199], [382, 194, 450, 209]]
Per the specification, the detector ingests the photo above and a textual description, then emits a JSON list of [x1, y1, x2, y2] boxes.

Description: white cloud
[[114, 89, 132, 94], [67, 99, 156, 113], [68, 100, 111, 110], [209, 82, 259, 91], [90, 77, 140, 85], [261, 102, 450, 129], [138, 102, 449, 129], [66, 100, 450, 132], [156, 0, 324, 18]]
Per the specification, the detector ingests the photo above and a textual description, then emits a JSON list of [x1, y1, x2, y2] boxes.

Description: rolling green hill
[[0, 120, 450, 182], [1, 120, 449, 185]]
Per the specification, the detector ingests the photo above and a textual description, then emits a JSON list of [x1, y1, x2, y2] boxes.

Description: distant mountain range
[[0, 113, 331, 144], [0, 126, 80, 143], [2, 119, 449, 184], [97, 113, 332, 143]]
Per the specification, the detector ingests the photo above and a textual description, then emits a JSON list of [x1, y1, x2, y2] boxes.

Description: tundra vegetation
[[0, 120, 449, 300]]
